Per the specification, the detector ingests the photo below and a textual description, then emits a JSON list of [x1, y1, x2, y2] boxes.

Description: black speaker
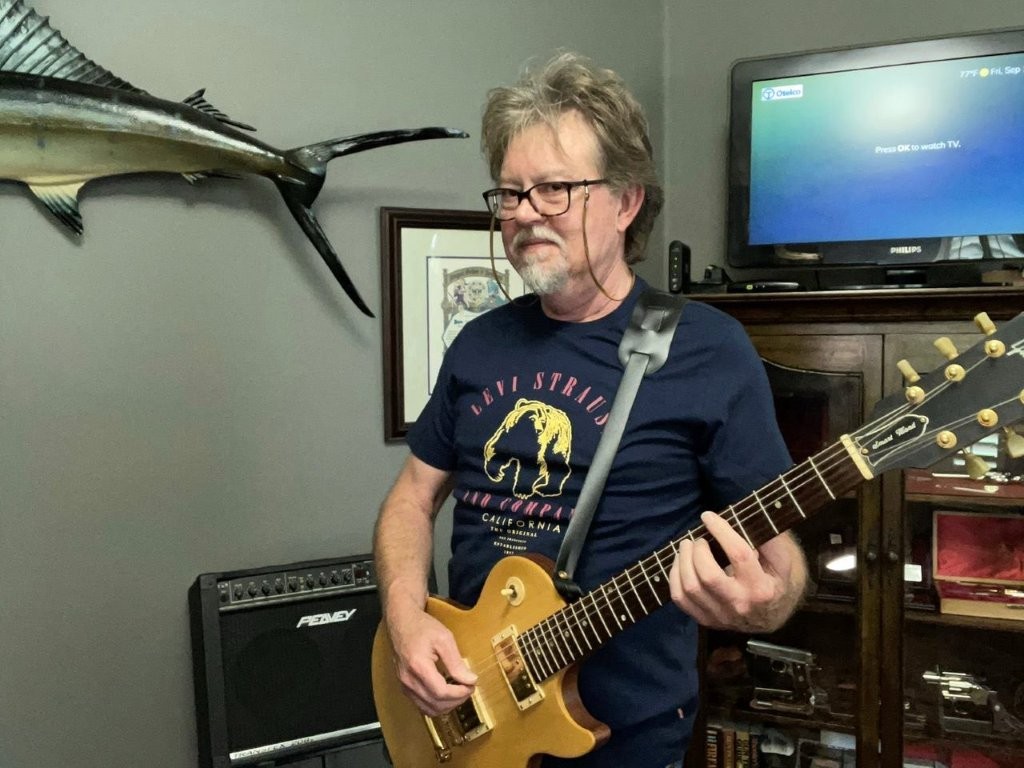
[[668, 240, 691, 294], [189, 555, 382, 768]]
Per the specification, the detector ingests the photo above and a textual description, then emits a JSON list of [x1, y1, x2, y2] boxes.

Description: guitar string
[[455, 439, 858, 686], [449, 358, 1009, 688], [458, 411, 934, 687], [458, 416, 933, 686]]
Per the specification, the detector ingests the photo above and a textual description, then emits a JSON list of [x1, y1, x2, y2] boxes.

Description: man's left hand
[[668, 510, 807, 632]]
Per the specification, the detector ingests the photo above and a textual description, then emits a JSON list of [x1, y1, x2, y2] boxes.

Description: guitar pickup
[[422, 664, 493, 759], [492, 626, 544, 711]]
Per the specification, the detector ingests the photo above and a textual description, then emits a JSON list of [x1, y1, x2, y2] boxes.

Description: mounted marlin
[[0, 0, 467, 316]]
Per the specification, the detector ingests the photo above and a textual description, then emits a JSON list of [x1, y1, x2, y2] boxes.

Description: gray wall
[[663, 0, 1024, 279], [4, 2, 1024, 767], [0, 2, 663, 768]]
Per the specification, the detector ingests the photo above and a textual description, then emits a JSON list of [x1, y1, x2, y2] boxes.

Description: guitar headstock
[[856, 311, 1024, 476]]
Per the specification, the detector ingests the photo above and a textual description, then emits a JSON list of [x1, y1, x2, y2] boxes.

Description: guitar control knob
[[501, 577, 525, 606], [974, 312, 996, 335], [934, 337, 958, 360]]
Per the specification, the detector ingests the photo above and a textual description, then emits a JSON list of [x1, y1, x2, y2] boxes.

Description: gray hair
[[481, 52, 663, 264]]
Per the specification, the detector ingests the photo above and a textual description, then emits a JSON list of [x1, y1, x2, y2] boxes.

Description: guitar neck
[[517, 438, 868, 683]]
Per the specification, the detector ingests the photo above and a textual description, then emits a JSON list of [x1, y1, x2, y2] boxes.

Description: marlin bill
[[0, 0, 467, 316]]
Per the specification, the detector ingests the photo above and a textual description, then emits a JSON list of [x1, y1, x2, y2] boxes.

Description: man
[[373, 52, 808, 767]]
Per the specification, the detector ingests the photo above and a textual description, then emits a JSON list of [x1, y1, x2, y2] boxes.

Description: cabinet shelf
[[704, 704, 856, 736], [905, 492, 1024, 509], [904, 607, 1024, 633], [688, 289, 1024, 768]]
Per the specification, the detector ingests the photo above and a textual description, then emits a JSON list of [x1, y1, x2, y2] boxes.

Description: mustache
[[510, 226, 567, 256]]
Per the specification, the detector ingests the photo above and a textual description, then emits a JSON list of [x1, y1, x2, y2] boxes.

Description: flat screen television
[[726, 27, 1024, 288]]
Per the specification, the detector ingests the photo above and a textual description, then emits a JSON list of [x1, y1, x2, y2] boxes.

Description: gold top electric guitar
[[371, 311, 1024, 768]]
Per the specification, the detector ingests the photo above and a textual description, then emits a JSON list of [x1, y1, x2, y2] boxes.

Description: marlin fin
[[182, 89, 256, 132], [273, 179, 374, 317], [182, 170, 243, 185], [0, 0, 144, 92], [28, 181, 85, 235]]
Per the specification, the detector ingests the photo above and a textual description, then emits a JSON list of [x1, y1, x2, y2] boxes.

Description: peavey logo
[[296, 609, 357, 628]]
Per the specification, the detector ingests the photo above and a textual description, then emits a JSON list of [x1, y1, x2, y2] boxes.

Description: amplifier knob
[[247, 582, 258, 597], [261, 581, 271, 596]]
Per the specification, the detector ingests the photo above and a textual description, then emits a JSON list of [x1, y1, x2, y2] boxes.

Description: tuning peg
[[974, 312, 996, 335], [1005, 427, 1024, 459], [934, 337, 959, 360], [896, 359, 920, 384], [961, 449, 990, 480]]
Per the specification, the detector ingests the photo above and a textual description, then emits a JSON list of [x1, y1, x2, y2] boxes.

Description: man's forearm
[[374, 497, 435, 621]]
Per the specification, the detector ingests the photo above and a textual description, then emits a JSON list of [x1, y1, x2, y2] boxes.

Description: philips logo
[[296, 609, 357, 628], [890, 245, 923, 255], [761, 84, 803, 101]]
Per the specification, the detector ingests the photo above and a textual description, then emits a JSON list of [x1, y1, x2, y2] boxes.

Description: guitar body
[[371, 554, 608, 768]]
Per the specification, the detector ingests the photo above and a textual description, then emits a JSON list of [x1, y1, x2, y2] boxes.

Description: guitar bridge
[[492, 626, 544, 710], [422, 673, 492, 761]]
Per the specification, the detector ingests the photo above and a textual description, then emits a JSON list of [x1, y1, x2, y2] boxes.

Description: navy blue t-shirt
[[407, 278, 791, 765]]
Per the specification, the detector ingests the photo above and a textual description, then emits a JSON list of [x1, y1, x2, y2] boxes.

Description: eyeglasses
[[481, 179, 608, 220]]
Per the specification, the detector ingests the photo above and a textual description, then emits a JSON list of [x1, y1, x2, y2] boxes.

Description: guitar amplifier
[[189, 554, 382, 768]]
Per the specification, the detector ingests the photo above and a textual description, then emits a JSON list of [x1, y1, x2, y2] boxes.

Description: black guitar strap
[[553, 288, 689, 601]]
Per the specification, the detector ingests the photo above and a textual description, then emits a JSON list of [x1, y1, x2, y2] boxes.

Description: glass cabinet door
[[692, 333, 883, 768], [884, 331, 1024, 768]]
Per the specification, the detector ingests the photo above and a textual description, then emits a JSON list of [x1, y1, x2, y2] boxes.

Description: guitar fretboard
[[515, 439, 867, 683]]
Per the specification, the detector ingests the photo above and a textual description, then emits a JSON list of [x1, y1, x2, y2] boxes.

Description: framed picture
[[380, 207, 526, 442]]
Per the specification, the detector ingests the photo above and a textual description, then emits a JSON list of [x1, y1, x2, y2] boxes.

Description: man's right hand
[[386, 608, 478, 717]]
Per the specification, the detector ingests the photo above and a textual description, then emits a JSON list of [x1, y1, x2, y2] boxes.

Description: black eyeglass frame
[[481, 178, 610, 220]]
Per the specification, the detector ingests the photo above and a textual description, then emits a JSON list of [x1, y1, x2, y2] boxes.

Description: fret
[[523, 637, 545, 683], [542, 619, 569, 669], [568, 601, 594, 652], [602, 585, 625, 630], [808, 454, 836, 499], [636, 558, 664, 607], [612, 579, 636, 624], [778, 474, 805, 518], [726, 505, 755, 548], [587, 590, 613, 641], [532, 629, 557, 680], [521, 629, 552, 680], [624, 565, 655, 614], [750, 488, 779, 534], [556, 609, 584, 658]]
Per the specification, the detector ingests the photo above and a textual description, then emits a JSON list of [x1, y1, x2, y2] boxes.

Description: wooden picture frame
[[379, 207, 525, 442]]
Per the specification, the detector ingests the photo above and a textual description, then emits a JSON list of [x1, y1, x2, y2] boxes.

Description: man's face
[[497, 111, 631, 296]]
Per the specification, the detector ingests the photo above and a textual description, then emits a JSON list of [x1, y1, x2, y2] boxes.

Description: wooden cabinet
[[687, 287, 1024, 768]]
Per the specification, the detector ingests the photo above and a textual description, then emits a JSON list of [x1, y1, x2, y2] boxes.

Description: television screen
[[727, 28, 1024, 285]]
